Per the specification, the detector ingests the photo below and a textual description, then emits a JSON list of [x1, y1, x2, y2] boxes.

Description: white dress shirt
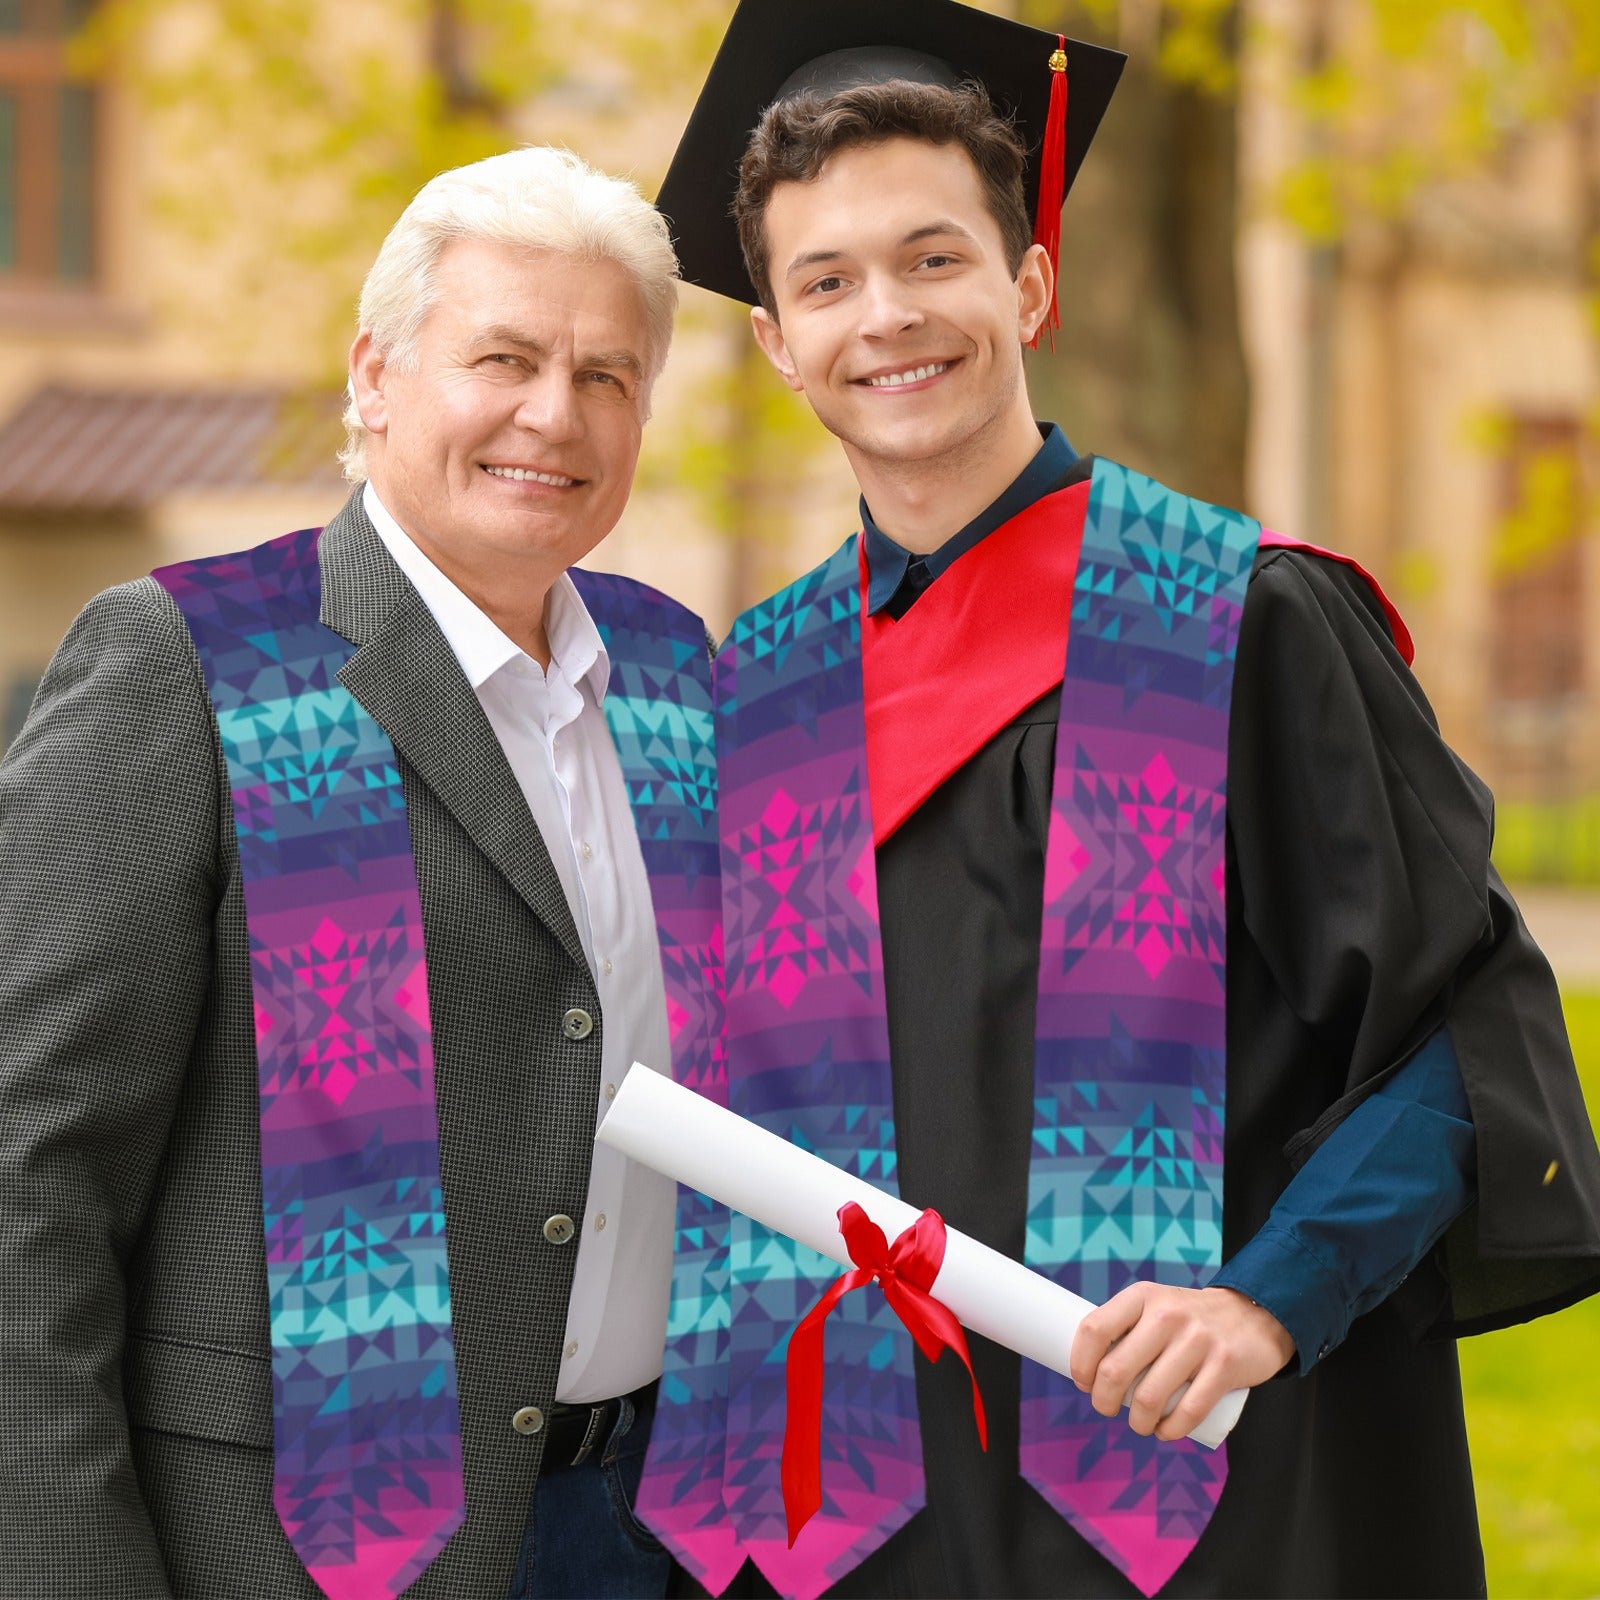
[[364, 483, 675, 1403]]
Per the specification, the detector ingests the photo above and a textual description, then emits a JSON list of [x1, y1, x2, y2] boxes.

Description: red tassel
[[1029, 37, 1069, 352]]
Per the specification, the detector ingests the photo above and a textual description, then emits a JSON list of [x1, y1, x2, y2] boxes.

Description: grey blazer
[[0, 495, 622, 1597]]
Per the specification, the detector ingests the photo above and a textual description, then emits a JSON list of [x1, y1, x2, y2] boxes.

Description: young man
[[0, 148, 717, 1599], [635, 3, 1600, 1597]]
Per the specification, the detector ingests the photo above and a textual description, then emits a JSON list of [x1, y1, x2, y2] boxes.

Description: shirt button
[[512, 1405, 545, 1435], [561, 1007, 593, 1040], [564, 1341, 579, 1360], [594, 1213, 607, 1232], [544, 1214, 576, 1245], [601, 958, 613, 976], [580, 841, 594, 860], [603, 1083, 617, 1102]]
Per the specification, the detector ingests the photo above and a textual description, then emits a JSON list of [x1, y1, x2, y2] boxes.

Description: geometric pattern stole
[[652, 460, 1260, 1600], [566, 570, 745, 1595], [713, 536, 908, 1600], [1020, 462, 1259, 1598], [154, 538, 730, 1600], [154, 527, 465, 1600]]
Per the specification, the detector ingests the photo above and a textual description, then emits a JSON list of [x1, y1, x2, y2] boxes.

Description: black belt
[[542, 1378, 658, 1470]]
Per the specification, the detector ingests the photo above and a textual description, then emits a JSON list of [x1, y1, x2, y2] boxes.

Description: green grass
[[1492, 800, 1600, 887], [1460, 991, 1600, 1597]]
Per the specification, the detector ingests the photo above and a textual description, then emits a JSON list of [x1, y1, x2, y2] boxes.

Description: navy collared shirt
[[863, 423, 1078, 617], [859, 421, 1477, 1371]]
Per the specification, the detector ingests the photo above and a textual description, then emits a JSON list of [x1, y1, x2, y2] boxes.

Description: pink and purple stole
[[157, 528, 465, 1600], [567, 570, 744, 1588], [1019, 463, 1259, 1594], [157, 532, 723, 1600], [641, 460, 1261, 1600]]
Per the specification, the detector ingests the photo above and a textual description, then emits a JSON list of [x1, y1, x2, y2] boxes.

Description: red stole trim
[[1258, 530, 1415, 665], [860, 496, 1414, 846], [861, 482, 1089, 846]]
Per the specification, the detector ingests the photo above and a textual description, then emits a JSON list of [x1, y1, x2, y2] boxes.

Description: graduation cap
[[657, 0, 1126, 340]]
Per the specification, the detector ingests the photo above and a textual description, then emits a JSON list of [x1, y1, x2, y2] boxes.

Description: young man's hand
[[1068, 1284, 1296, 1442]]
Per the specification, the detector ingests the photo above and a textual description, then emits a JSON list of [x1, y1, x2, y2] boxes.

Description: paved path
[[1507, 886, 1600, 991]]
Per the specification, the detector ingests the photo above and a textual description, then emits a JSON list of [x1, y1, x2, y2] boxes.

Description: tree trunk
[[1027, 9, 1251, 512]]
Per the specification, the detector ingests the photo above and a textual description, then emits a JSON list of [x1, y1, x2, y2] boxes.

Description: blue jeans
[[508, 1387, 673, 1599]]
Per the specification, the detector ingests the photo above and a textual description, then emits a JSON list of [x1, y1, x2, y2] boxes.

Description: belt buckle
[[568, 1401, 607, 1467]]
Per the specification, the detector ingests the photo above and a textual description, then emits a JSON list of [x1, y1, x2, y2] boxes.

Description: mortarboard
[[656, 0, 1127, 336]]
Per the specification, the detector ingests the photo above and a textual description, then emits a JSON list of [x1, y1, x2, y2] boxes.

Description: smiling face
[[352, 236, 652, 599], [750, 136, 1050, 478]]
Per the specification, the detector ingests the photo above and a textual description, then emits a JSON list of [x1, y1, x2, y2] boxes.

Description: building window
[[0, 0, 97, 284], [1487, 412, 1594, 824], [1489, 415, 1588, 707]]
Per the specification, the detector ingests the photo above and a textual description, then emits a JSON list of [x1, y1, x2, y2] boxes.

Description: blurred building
[[0, 0, 350, 742], [1240, 0, 1600, 879]]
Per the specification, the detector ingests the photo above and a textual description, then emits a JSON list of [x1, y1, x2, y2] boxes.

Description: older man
[[0, 147, 716, 1600]]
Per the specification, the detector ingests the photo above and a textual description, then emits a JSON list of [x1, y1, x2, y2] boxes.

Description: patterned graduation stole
[[653, 460, 1259, 1600], [157, 537, 731, 1600], [1020, 464, 1258, 1596], [156, 528, 465, 1600], [716, 543, 911, 1600], [567, 571, 746, 1593]]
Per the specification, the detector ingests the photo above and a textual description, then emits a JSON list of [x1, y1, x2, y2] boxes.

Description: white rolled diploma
[[599, 1063, 1245, 1449]]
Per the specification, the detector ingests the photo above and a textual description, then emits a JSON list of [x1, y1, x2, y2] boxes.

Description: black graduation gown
[[714, 526, 1600, 1599]]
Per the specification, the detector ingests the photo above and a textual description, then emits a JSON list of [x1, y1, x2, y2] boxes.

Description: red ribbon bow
[[781, 1203, 988, 1548]]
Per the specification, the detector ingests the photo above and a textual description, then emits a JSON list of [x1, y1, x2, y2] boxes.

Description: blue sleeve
[[1210, 1026, 1476, 1372]]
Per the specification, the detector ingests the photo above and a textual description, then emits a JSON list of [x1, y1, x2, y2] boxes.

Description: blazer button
[[512, 1405, 545, 1436], [561, 1007, 594, 1041], [543, 1214, 576, 1246]]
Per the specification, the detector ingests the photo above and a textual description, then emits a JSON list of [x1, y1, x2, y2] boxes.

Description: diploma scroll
[[600, 1063, 1246, 1449]]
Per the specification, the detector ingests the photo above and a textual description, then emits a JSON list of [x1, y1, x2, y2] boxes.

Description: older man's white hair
[[340, 145, 679, 483]]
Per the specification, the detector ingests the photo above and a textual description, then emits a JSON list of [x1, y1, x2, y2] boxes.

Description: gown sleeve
[[1225, 548, 1600, 1338], [1212, 1031, 1475, 1369]]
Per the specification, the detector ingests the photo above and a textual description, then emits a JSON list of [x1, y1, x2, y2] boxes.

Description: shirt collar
[[545, 569, 611, 705], [861, 422, 1077, 615], [362, 481, 610, 701]]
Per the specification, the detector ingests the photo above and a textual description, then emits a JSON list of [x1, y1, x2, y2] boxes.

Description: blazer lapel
[[316, 492, 590, 974]]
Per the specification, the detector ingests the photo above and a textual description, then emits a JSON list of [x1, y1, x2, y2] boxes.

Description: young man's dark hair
[[734, 78, 1032, 316]]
